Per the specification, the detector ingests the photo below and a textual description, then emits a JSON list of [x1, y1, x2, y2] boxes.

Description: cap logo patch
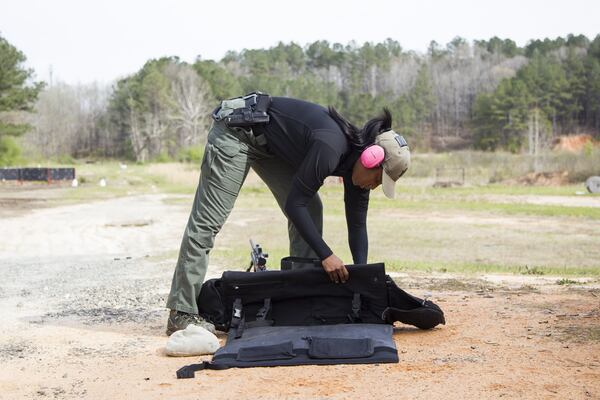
[[394, 135, 408, 147]]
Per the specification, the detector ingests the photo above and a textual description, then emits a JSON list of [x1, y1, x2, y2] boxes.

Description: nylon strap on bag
[[230, 298, 243, 329], [245, 298, 274, 328], [348, 293, 362, 323], [230, 298, 246, 339], [176, 362, 230, 379], [256, 298, 271, 320]]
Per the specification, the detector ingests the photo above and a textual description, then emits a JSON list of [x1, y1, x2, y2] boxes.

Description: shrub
[[178, 145, 205, 163], [0, 136, 22, 166]]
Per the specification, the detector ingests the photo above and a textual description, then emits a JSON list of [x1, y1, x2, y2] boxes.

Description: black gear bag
[[198, 263, 445, 331], [177, 262, 445, 378]]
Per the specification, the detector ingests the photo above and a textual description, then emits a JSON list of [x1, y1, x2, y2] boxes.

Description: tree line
[[1, 33, 599, 164]]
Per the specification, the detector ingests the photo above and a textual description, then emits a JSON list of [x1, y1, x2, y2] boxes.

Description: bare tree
[[164, 63, 213, 151], [429, 41, 527, 138], [74, 82, 110, 156], [385, 55, 420, 97], [24, 82, 111, 159], [28, 83, 79, 157], [127, 96, 148, 162]]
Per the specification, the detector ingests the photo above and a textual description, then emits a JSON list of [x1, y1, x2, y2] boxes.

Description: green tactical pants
[[166, 118, 323, 314]]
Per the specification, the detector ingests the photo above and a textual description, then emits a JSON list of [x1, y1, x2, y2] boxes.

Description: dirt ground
[[1, 187, 599, 399]]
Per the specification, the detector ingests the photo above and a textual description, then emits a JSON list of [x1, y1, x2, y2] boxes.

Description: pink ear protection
[[360, 145, 385, 168]]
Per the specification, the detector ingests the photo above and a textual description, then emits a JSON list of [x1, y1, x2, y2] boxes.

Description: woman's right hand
[[321, 254, 349, 283]]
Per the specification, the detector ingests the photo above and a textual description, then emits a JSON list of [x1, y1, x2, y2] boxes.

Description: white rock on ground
[[165, 325, 220, 357]]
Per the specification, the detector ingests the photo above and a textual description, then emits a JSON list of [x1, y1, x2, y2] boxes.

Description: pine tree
[[0, 35, 44, 165]]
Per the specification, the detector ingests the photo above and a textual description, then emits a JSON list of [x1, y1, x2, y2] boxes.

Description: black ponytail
[[328, 106, 392, 149]]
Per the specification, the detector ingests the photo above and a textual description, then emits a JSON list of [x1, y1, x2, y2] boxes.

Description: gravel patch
[[0, 340, 38, 361], [42, 281, 168, 325]]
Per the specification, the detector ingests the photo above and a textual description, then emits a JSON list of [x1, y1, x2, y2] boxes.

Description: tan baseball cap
[[374, 130, 411, 199]]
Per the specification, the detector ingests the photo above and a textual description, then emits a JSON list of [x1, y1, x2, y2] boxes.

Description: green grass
[[407, 199, 600, 219], [32, 162, 198, 205], [206, 236, 600, 278], [206, 250, 600, 277], [407, 149, 600, 183], [397, 183, 590, 196], [556, 278, 579, 285], [382, 260, 600, 277], [313, 184, 600, 219], [6, 159, 599, 277]]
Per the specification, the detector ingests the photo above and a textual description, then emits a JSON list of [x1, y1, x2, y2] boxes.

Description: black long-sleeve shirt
[[253, 97, 370, 263]]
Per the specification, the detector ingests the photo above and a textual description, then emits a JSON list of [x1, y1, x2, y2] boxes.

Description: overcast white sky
[[1, 0, 599, 85]]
